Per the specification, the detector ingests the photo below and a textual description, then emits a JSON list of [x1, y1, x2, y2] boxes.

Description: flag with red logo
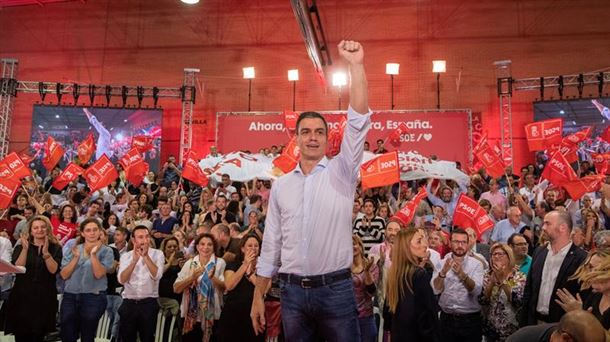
[[42, 136, 65, 171], [473, 133, 505, 178], [327, 116, 347, 156], [387, 122, 409, 148], [591, 153, 610, 175], [0, 152, 32, 179], [18, 149, 35, 165], [549, 127, 592, 164], [562, 175, 605, 200], [52, 163, 85, 190], [0, 178, 20, 210], [360, 151, 400, 189], [273, 136, 300, 173], [452, 193, 494, 239], [84, 154, 119, 193], [77, 133, 96, 165], [541, 151, 578, 187], [131, 135, 154, 153], [182, 150, 208, 187], [601, 125, 610, 144], [284, 111, 298, 131], [393, 187, 427, 226], [525, 118, 563, 151], [119, 148, 149, 186]]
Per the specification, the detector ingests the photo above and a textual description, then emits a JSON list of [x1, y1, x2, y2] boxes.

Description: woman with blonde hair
[[4, 216, 62, 342], [386, 228, 438, 341], [478, 243, 526, 341], [351, 235, 379, 342]]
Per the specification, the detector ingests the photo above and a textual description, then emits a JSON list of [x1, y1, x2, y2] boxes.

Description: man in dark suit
[[520, 210, 587, 326]]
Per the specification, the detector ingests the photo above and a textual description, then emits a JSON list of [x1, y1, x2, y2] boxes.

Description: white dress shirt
[[118, 248, 165, 299], [0, 237, 14, 292], [257, 106, 371, 277], [536, 242, 572, 315], [433, 253, 485, 314]]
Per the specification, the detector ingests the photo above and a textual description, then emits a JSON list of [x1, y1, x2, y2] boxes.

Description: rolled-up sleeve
[[334, 106, 372, 184], [152, 250, 165, 280], [257, 183, 282, 278]]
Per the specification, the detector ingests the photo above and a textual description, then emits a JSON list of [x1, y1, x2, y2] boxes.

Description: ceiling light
[[181, 0, 199, 4]]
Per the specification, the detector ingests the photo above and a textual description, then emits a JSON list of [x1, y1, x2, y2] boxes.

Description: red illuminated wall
[[1, 0, 609, 168]]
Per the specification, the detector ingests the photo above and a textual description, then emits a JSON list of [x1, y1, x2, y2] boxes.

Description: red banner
[[42, 136, 64, 171], [360, 151, 400, 189], [217, 110, 472, 166], [131, 135, 154, 153], [84, 154, 119, 193], [272, 136, 300, 174], [182, 150, 208, 187], [562, 175, 605, 200], [0, 152, 31, 180], [541, 151, 578, 186], [52, 163, 85, 190], [0, 179, 20, 210], [452, 194, 494, 239], [525, 118, 563, 151], [393, 187, 427, 226], [119, 148, 149, 186], [77, 132, 96, 165], [473, 133, 505, 178]]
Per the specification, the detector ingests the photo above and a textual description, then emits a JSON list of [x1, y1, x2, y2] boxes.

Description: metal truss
[[0, 59, 18, 159], [179, 68, 199, 165]]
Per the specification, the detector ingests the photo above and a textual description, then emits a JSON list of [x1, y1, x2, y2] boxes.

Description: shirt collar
[[547, 241, 572, 257], [293, 156, 329, 175]]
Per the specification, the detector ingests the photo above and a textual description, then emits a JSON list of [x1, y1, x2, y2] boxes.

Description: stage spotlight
[[56, 83, 63, 104], [539, 77, 544, 101], [332, 72, 347, 109], [152, 87, 159, 108], [38, 82, 47, 102], [243, 67, 255, 111], [181, 0, 199, 4], [386, 63, 399, 109], [558, 75, 564, 99], [105, 85, 112, 107], [598, 72, 604, 97], [136, 86, 144, 108], [72, 83, 80, 105], [88, 84, 96, 106], [432, 60, 446, 109], [577, 74, 584, 98], [121, 86, 128, 108]]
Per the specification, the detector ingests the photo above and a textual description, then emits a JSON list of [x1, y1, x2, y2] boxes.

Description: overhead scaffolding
[[0, 59, 198, 162]]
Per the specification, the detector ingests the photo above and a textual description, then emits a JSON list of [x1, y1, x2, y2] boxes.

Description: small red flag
[[327, 116, 347, 156], [541, 151, 578, 187], [52, 163, 85, 190], [182, 150, 208, 187], [84, 154, 118, 193], [473, 133, 505, 179], [0, 179, 20, 210], [360, 151, 400, 189], [452, 194, 494, 240], [131, 135, 154, 153], [284, 111, 298, 132], [392, 187, 427, 226], [77, 133, 96, 164], [562, 175, 605, 200], [0, 152, 32, 180], [525, 118, 563, 151], [591, 153, 610, 175], [273, 136, 300, 173], [601, 125, 610, 144], [119, 148, 149, 186], [387, 122, 409, 148], [42, 136, 65, 171]]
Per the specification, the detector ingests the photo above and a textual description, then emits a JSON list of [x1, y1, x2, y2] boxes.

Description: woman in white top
[[174, 233, 226, 342]]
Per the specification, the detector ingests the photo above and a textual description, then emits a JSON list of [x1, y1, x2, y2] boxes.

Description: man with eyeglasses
[[508, 233, 532, 275], [432, 228, 485, 342]]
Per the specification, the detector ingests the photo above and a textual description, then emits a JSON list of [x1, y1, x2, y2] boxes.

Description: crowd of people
[[0, 40, 609, 342]]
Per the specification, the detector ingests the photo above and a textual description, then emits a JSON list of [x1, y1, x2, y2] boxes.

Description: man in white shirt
[[214, 173, 237, 198], [118, 226, 165, 342]]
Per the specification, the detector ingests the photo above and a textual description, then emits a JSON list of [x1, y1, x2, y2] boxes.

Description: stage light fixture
[[288, 69, 299, 81], [288, 69, 299, 111], [558, 75, 564, 99], [105, 85, 112, 107], [539, 77, 544, 101], [72, 83, 80, 105], [181, 0, 199, 4], [121, 86, 128, 108], [432, 60, 446, 109], [432, 60, 446, 73], [243, 67, 255, 111], [136, 86, 144, 108], [88, 84, 96, 106], [598, 72, 604, 97], [386, 63, 399, 109], [38, 82, 47, 102], [56, 83, 63, 104], [152, 87, 160, 108], [332, 72, 347, 109], [577, 74, 584, 98]]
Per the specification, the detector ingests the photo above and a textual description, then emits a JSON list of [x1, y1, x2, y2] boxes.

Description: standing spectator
[[158, 237, 185, 315], [118, 226, 165, 342], [432, 228, 485, 342], [60, 218, 114, 342], [520, 211, 587, 326], [426, 181, 466, 219], [387, 229, 438, 341], [5, 216, 62, 342], [351, 235, 379, 342], [152, 203, 179, 247], [480, 179, 508, 211], [508, 233, 532, 275], [12, 205, 34, 241], [243, 194, 262, 227], [110, 227, 129, 255], [217, 234, 263, 342], [581, 208, 602, 250], [160, 155, 182, 188], [204, 195, 236, 225], [214, 174, 237, 198], [479, 243, 527, 341], [352, 199, 386, 255], [491, 206, 531, 244], [373, 139, 388, 154], [173, 234, 226, 342]]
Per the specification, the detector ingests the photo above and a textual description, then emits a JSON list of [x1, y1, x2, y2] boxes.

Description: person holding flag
[[251, 40, 371, 341], [83, 108, 113, 160]]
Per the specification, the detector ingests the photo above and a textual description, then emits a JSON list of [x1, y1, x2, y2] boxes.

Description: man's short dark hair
[[507, 233, 525, 246], [249, 194, 262, 204], [296, 112, 328, 135], [451, 228, 469, 242], [554, 210, 573, 231], [132, 225, 150, 236], [363, 198, 377, 210], [140, 204, 153, 217], [115, 226, 130, 240]]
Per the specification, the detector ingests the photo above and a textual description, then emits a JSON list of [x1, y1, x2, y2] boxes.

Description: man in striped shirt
[[353, 199, 386, 256]]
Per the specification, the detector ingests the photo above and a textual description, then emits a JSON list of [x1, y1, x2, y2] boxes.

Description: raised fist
[[338, 40, 364, 65]]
